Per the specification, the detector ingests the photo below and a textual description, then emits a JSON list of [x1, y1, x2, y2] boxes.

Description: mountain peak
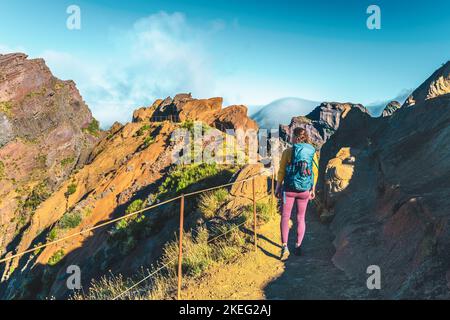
[[403, 61, 450, 107]]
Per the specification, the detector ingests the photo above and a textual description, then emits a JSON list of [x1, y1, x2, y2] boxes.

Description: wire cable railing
[[112, 171, 276, 300], [0, 168, 277, 300]]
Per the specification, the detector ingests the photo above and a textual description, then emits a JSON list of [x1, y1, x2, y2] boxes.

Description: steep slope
[[0, 88, 262, 299], [0, 53, 99, 264], [403, 61, 450, 107]]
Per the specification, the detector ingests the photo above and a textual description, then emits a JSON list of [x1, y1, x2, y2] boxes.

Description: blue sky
[[0, 0, 449, 126]]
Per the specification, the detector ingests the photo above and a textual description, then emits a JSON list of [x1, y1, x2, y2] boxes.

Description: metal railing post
[[252, 178, 257, 251], [271, 168, 275, 214], [177, 194, 185, 300]]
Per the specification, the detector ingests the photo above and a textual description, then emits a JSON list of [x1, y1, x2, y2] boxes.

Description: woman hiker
[[275, 127, 319, 260]]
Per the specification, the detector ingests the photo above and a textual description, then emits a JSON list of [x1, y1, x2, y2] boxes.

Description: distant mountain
[[366, 89, 411, 116], [252, 97, 319, 129]]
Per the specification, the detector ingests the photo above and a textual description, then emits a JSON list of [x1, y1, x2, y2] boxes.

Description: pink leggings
[[281, 190, 311, 246]]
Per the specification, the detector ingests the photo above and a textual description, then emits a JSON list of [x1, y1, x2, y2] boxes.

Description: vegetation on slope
[[76, 168, 275, 300]]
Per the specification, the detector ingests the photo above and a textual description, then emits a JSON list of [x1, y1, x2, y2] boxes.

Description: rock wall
[[0, 53, 99, 267], [317, 78, 450, 298]]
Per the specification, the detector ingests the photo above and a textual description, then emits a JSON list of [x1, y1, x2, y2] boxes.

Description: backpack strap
[[289, 146, 296, 164], [312, 158, 319, 169]]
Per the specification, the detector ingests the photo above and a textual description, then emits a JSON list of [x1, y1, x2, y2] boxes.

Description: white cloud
[[0, 44, 26, 54], [42, 11, 217, 128]]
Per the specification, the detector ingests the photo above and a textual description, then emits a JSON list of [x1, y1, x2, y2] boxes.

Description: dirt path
[[183, 206, 369, 300], [183, 218, 285, 300]]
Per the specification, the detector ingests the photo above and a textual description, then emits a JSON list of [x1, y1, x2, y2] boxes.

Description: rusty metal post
[[271, 168, 275, 213], [252, 178, 257, 251], [177, 194, 185, 300]]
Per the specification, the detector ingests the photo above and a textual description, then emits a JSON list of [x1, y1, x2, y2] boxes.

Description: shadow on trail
[[264, 203, 367, 300], [241, 227, 281, 260]]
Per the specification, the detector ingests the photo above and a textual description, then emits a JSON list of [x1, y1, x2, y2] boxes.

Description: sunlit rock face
[[382, 101, 401, 117], [144, 93, 258, 132], [403, 61, 450, 107]]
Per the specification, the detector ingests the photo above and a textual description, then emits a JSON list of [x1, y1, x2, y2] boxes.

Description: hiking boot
[[294, 246, 302, 256], [280, 245, 290, 261]]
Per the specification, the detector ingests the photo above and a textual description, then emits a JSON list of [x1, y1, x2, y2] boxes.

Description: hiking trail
[[183, 205, 369, 300]]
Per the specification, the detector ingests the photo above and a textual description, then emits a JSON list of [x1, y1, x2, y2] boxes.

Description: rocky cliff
[[280, 102, 369, 148], [0, 53, 99, 264], [403, 61, 450, 107], [317, 62, 450, 298]]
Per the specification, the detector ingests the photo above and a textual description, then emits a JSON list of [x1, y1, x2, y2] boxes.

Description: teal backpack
[[284, 143, 317, 192]]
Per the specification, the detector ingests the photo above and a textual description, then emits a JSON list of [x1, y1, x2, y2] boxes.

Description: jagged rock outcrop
[[137, 93, 258, 132], [316, 66, 450, 298], [280, 102, 369, 147], [403, 61, 450, 107], [132, 100, 161, 123], [0, 53, 100, 261], [213, 105, 258, 132], [382, 101, 401, 117], [226, 163, 269, 212], [324, 147, 356, 194], [230, 164, 267, 199]]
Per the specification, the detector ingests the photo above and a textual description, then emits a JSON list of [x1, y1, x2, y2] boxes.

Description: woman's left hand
[[310, 189, 316, 200], [275, 186, 282, 199]]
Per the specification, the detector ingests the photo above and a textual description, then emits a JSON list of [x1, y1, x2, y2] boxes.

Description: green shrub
[[180, 120, 211, 133], [212, 241, 243, 263], [65, 183, 77, 197], [84, 119, 100, 137], [47, 228, 59, 242], [161, 228, 212, 278], [60, 157, 75, 166], [126, 199, 144, 214], [180, 120, 195, 131], [136, 124, 151, 137], [199, 188, 229, 219], [159, 163, 221, 196], [58, 211, 83, 229], [109, 199, 149, 255], [0, 101, 13, 117], [142, 136, 155, 148], [48, 249, 65, 266], [33, 243, 43, 256], [23, 182, 51, 211], [0, 161, 5, 180], [242, 199, 276, 228]]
